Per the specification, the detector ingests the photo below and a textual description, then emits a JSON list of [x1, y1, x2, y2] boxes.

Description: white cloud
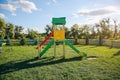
[[11, 12, 16, 16], [52, 0, 57, 3], [46, 0, 57, 5], [0, 4, 16, 12], [0, 0, 39, 16], [72, 6, 120, 25], [76, 15, 120, 26], [72, 13, 79, 18], [19, 0, 38, 13], [73, 6, 120, 17], [0, 13, 6, 19], [82, 17, 102, 25]]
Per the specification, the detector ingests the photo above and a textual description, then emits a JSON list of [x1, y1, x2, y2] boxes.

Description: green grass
[[0, 45, 120, 80]]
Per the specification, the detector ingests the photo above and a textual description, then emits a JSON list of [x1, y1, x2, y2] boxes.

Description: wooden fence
[[111, 41, 120, 48], [0, 39, 120, 48], [77, 39, 120, 48]]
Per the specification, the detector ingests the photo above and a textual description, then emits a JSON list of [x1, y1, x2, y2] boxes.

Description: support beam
[[38, 46, 42, 59], [53, 24, 57, 30], [63, 41, 65, 58], [54, 41, 56, 58], [62, 24, 65, 58], [62, 24, 64, 30]]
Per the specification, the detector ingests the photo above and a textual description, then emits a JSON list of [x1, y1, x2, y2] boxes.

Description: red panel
[[40, 32, 53, 47]]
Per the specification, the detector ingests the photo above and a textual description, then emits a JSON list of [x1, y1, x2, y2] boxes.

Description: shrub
[[6, 38, 12, 46], [20, 37, 27, 45]]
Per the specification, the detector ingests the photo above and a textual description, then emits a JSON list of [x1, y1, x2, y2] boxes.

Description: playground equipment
[[37, 17, 87, 59]]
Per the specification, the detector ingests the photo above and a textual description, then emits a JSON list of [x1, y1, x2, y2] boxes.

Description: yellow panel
[[54, 30, 65, 40]]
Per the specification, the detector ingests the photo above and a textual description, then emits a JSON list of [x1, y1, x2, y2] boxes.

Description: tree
[[118, 30, 120, 39], [77, 26, 84, 39], [103, 18, 111, 39], [6, 23, 14, 39], [95, 23, 102, 46], [113, 19, 118, 39], [95, 18, 114, 45], [83, 25, 90, 45], [95, 20, 106, 46], [0, 18, 6, 39], [71, 24, 79, 44], [64, 27, 71, 39], [90, 26, 97, 39], [27, 29, 40, 39], [44, 25, 53, 36], [14, 26, 24, 39]]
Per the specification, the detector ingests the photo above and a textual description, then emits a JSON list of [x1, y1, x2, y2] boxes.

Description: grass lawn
[[0, 45, 120, 80]]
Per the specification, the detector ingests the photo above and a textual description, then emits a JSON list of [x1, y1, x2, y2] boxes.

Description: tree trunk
[[74, 34, 78, 45], [99, 34, 102, 46], [74, 38, 78, 45], [85, 36, 89, 45]]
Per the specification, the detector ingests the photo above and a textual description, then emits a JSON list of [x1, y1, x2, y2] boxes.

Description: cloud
[[82, 16, 102, 25], [72, 6, 120, 25], [46, 0, 57, 5], [52, 0, 57, 3], [73, 6, 120, 17], [0, 13, 6, 19], [76, 15, 120, 26], [0, 0, 39, 16], [19, 0, 38, 13], [0, 3, 17, 15]]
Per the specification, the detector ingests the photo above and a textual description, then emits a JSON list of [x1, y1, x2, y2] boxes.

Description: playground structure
[[37, 17, 87, 59]]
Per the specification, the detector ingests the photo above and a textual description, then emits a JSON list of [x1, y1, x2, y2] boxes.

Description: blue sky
[[0, 0, 120, 33]]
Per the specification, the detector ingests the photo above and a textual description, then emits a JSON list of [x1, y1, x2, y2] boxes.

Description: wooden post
[[38, 46, 42, 59], [62, 24, 64, 30], [63, 41, 65, 58], [38, 46, 40, 59], [63, 24, 65, 58], [54, 41, 56, 58], [53, 24, 56, 30], [54, 24, 56, 58]]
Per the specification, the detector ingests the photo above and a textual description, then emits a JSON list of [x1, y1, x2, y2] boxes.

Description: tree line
[[0, 18, 41, 40], [0, 18, 120, 46], [45, 18, 120, 45]]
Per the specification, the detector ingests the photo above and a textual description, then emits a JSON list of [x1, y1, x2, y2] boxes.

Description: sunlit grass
[[0, 45, 120, 80]]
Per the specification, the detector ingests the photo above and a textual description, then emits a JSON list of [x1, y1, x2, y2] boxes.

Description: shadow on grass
[[0, 56, 82, 75], [111, 50, 120, 58]]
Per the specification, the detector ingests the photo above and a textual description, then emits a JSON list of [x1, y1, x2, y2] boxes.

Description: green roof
[[52, 17, 66, 25]]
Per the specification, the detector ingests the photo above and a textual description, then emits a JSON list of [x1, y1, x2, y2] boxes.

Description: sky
[[0, 0, 120, 33]]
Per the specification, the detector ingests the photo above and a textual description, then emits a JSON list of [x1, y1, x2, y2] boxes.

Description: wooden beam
[[63, 41, 65, 58], [38, 46, 42, 59], [54, 41, 56, 58]]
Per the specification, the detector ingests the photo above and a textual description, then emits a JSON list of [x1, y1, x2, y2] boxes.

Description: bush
[[6, 38, 12, 46], [34, 39, 38, 45], [20, 37, 27, 45]]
